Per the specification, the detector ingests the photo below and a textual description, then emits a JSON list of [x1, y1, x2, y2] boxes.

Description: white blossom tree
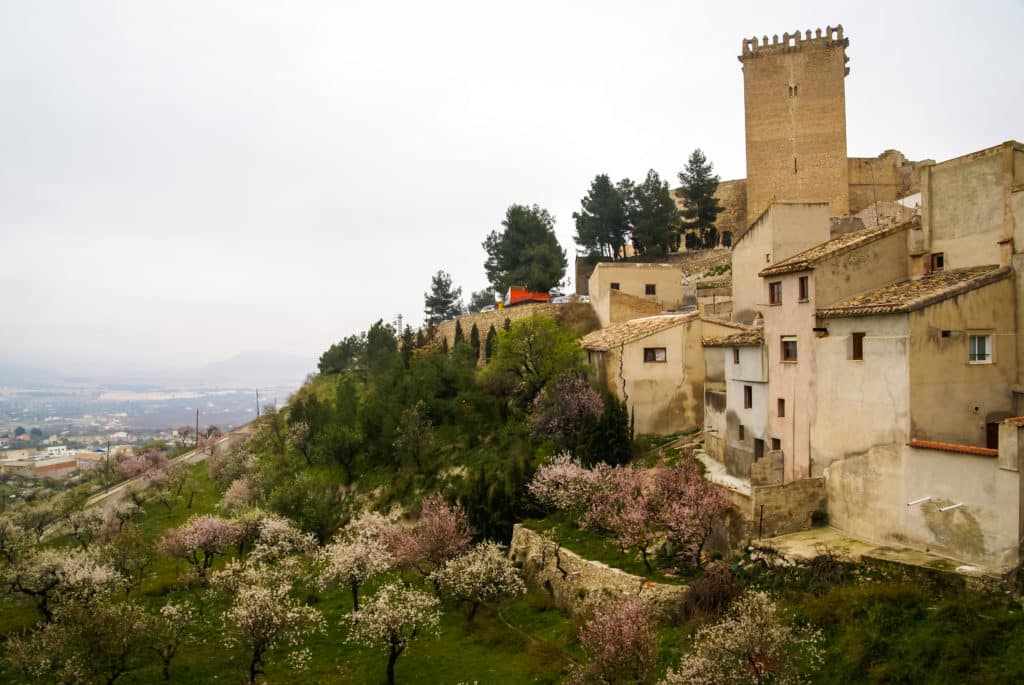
[[661, 591, 823, 685], [344, 581, 441, 685], [1, 548, 124, 622], [317, 513, 394, 610], [430, 541, 525, 620], [528, 452, 608, 512]]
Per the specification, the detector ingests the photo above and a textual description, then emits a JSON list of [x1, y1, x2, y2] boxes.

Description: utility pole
[[195, 408, 199, 449], [256, 389, 260, 418], [105, 439, 110, 487]]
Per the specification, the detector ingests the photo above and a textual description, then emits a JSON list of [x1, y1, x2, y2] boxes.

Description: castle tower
[[739, 26, 851, 226]]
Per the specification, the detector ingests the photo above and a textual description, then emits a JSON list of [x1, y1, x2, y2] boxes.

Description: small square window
[[733, 348, 740, 364], [643, 347, 667, 363], [771, 438, 781, 451], [769, 281, 782, 305], [941, 330, 952, 338], [969, 335, 992, 364], [798, 276, 809, 301], [851, 332, 865, 361], [610, 282, 620, 290], [645, 283, 656, 295], [738, 424, 745, 441], [781, 336, 798, 362], [744, 385, 753, 409], [777, 398, 785, 417], [931, 253, 945, 272]]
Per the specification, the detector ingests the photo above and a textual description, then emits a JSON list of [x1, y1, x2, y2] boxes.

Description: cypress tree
[[454, 319, 465, 345], [503, 317, 511, 331], [469, 323, 481, 357], [485, 325, 497, 362], [441, 337, 449, 355]]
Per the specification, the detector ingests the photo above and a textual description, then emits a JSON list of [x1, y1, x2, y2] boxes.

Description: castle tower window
[[645, 283, 656, 295]]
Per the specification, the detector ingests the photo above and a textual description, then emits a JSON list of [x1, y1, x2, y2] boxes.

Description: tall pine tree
[[629, 169, 680, 256], [424, 270, 464, 325], [483, 204, 566, 294], [572, 174, 630, 259], [676, 149, 724, 249]]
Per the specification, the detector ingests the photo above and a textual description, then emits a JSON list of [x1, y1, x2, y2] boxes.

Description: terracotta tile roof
[[581, 313, 698, 351], [696, 275, 731, 289], [907, 440, 997, 457], [701, 316, 751, 331], [758, 218, 917, 277], [817, 265, 1012, 318], [702, 330, 764, 347]]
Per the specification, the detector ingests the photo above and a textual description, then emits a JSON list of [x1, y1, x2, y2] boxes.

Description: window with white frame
[[643, 347, 667, 363], [969, 334, 992, 363]]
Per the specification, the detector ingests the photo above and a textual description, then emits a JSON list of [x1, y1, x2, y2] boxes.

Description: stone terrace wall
[[509, 524, 687, 619]]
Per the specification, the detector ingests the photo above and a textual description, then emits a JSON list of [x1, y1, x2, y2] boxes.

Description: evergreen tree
[[628, 170, 680, 256], [468, 289, 496, 313], [677, 148, 724, 249], [503, 317, 511, 331], [400, 325, 415, 369], [484, 325, 496, 362], [440, 337, 449, 355], [483, 204, 567, 294], [582, 394, 632, 467], [469, 323, 481, 357], [722, 231, 733, 248], [573, 174, 630, 259], [454, 319, 465, 346], [424, 270, 464, 325]]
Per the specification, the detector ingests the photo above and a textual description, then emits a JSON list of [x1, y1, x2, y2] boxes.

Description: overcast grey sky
[[1, 0, 1021, 376]]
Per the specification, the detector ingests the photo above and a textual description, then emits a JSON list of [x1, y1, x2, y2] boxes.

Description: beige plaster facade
[[588, 262, 686, 328], [731, 202, 831, 323], [814, 275, 1019, 569]]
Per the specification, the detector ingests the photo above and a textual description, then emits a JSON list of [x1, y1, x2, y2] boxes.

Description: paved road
[[44, 425, 254, 537]]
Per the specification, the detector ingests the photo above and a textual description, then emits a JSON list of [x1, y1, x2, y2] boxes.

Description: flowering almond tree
[[157, 514, 241, 582], [249, 514, 317, 564], [318, 513, 394, 610], [581, 466, 661, 572], [572, 599, 657, 685], [1, 548, 124, 622], [389, 495, 472, 577], [529, 372, 604, 454], [654, 460, 729, 570], [218, 572, 325, 685], [345, 581, 441, 685], [527, 452, 606, 512], [661, 590, 823, 685], [430, 541, 525, 620]]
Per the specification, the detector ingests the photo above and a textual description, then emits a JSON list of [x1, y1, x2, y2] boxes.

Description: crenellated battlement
[[738, 25, 849, 68]]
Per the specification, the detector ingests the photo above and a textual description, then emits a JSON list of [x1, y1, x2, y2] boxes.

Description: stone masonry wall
[[509, 524, 687, 619], [435, 302, 559, 359], [751, 477, 827, 538]]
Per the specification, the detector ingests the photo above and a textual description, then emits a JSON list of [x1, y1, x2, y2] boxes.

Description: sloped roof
[[702, 330, 764, 348], [758, 218, 917, 277], [581, 313, 698, 351], [817, 265, 1012, 318]]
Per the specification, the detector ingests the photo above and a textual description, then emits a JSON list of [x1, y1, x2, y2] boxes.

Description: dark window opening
[[610, 282, 620, 290], [851, 332, 865, 361], [794, 157, 798, 174], [744, 385, 753, 409], [777, 398, 785, 417], [798, 276, 809, 301], [733, 348, 740, 364], [738, 424, 745, 441], [754, 438, 765, 460], [941, 330, 951, 338], [644, 283, 656, 295], [781, 337, 798, 362], [769, 281, 782, 305], [643, 347, 667, 363], [771, 438, 781, 451], [987, 422, 1000, 450], [931, 253, 945, 272]]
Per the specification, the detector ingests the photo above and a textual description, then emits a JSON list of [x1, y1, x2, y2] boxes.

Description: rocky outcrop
[[509, 524, 687, 618]]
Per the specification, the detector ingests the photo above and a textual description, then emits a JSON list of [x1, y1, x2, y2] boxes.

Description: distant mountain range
[[0, 351, 314, 391]]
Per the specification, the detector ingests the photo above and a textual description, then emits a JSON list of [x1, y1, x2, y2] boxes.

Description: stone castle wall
[[435, 302, 559, 358], [848, 150, 925, 214]]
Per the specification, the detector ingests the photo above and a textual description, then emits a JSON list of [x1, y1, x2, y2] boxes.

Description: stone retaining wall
[[509, 524, 687, 619]]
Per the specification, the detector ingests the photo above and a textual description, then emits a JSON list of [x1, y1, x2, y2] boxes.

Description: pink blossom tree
[[581, 466, 661, 572], [157, 514, 241, 582], [344, 581, 441, 685], [661, 590, 823, 685], [573, 599, 657, 685], [528, 452, 607, 512], [653, 460, 729, 570], [429, 541, 525, 620], [318, 513, 394, 610], [529, 372, 604, 454], [388, 495, 473, 577]]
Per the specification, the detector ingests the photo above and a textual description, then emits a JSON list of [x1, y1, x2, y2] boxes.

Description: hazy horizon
[[2, 1, 1021, 375]]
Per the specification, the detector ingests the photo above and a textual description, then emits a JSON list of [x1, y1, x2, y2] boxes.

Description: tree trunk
[[350, 578, 360, 611], [386, 645, 399, 685]]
